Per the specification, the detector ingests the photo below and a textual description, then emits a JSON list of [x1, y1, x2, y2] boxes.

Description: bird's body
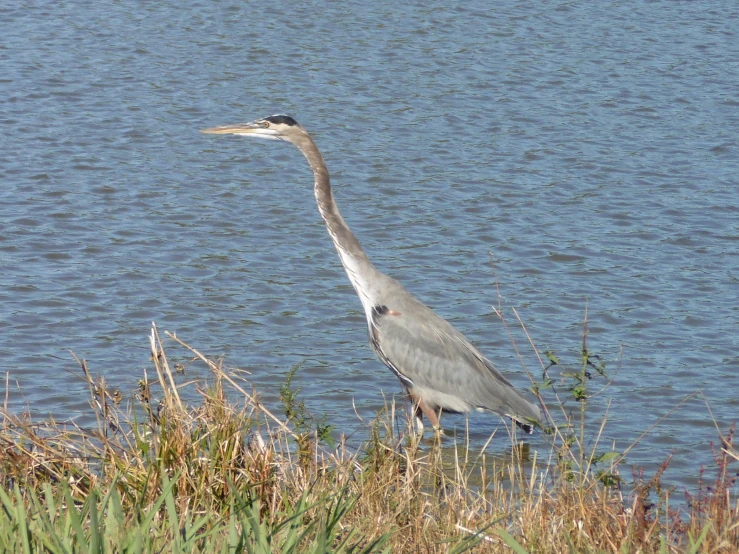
[[202, 115, 541, 433]]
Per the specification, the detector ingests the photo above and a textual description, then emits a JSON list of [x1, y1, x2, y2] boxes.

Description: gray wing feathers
[[370, 294, 541, 424]]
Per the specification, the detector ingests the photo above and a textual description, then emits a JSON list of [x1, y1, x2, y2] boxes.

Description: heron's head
[[200, 114, 304, 143]]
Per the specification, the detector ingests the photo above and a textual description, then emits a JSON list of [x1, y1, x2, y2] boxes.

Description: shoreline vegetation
[[1, 322, 737, 553]]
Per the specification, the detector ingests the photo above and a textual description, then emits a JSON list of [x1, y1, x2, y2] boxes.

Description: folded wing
[[369, 298, 541, 427]]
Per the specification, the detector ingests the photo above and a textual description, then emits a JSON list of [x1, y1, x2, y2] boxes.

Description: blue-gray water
[[1, 2, 738, 490]]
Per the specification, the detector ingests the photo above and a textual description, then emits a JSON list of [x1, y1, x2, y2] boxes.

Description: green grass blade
[[162, 473, 181, 550], [28, 485, 69, 554], [497, 528, 530, 554], [182, 513, 213, 544], [659, 534, 668, 554], [686, 523, 711, 554], [0, 485, 17, 520], [137, 470, 181, 531], [63, 482, 87, 550], [356, 532, 392, 554], [244, 500, 271, 553], [87, 489, 102, 554], [228, 510, 246, 554], [103, 486, 124, 549], [13, 485, 32, 554], [42, 483, 57, 525]]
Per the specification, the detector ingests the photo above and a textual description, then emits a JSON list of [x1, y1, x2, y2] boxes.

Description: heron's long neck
[[294, 134, 379, 309]]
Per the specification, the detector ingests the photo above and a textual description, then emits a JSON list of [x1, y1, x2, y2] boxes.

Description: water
[[1, 1, 738, 490]]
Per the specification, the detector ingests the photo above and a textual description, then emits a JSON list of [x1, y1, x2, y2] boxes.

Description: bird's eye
[[262, 121, 270, 128]]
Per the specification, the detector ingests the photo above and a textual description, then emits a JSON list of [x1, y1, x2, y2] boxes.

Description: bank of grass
[[1, 323, 737, 553]]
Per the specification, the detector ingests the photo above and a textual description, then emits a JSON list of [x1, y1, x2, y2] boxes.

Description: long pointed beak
[[200, 122, 261, 135]]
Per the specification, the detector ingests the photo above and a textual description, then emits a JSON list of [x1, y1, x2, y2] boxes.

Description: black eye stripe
[[264, 114, 298, 126]]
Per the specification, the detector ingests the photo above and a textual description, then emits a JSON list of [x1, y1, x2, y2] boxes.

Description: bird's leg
[[421, 404, 444, 436], [408, 390, 443, 435], [406, 390, 425, 435], [413, 404, 425, 435]]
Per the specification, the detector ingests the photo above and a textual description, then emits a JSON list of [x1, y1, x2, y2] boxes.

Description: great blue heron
[[201, 114, 541, 434]]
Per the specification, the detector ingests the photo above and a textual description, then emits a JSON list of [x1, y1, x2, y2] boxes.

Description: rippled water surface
[[2, 2, 738, 488]]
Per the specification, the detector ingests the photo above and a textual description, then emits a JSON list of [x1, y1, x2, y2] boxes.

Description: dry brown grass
[[1, 322, 737, 552]]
